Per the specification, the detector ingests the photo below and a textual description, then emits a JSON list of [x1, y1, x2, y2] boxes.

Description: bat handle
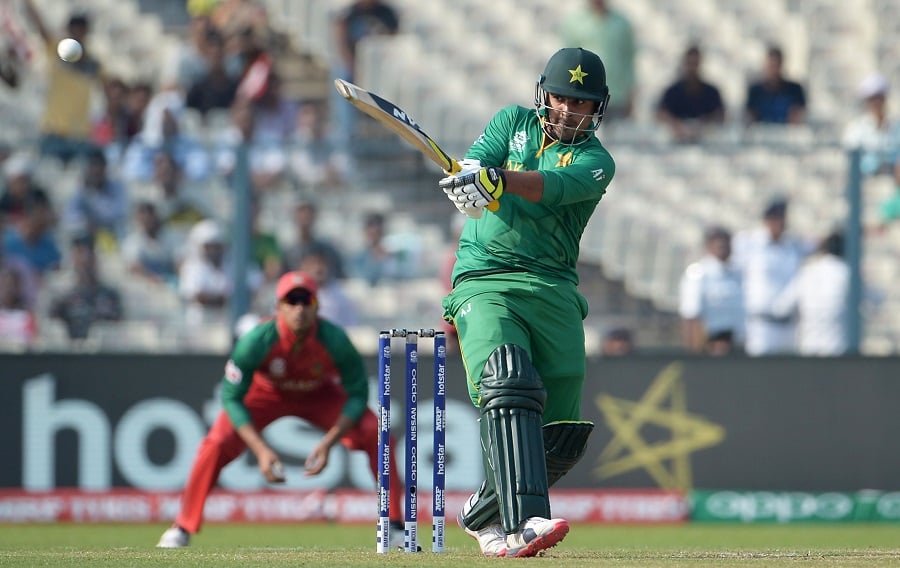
[[447, 159, 501, 212]]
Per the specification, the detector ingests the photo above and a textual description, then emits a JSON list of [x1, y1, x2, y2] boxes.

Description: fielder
[[439, 47, 615, 557], [157, 271, 405, 548]]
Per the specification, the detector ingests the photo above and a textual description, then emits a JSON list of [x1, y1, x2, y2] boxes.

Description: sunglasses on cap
[[282, 288, 315, 306]]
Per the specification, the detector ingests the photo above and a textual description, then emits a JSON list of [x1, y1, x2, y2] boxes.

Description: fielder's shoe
[[505, 517, 569, 558], [457, 511, 508, 557], [156, 525, 189, 548]]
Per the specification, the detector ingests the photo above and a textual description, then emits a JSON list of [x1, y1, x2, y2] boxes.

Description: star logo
[[569, 64, 588, 84], [594, 362, 725, 490], [556, 152, 573, 167]]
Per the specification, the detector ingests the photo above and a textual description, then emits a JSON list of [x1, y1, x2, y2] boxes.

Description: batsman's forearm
[[503, 170, 544, 203]]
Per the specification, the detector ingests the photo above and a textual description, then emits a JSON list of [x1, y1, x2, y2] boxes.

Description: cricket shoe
[[457, 511, 508, 557], [156, 525, 189, 548], [505, 517, 569, 558]]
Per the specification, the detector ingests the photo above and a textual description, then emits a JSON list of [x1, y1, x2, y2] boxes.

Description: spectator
[[144, 151, 212, 241], [298, 250, 358, 327], [178, 219, 231, 324], [49, 233, 123, 340], [0, 215, 38, 309], [63, 149, 129, 249], [0, 152, 45, 224], [601, 327, 635, 356], [655, 45, 725, 143], [225, 24, 267, 83], [289, 100, 351, 188], [842, 74, 895, 171], [91, 77, 133, 158], [185, 28, 239, 117], [178, 219, 262, 325], [165, 14, 216, 94], [744, 45, 807, 125], [0, 0, 32, 90], [332, 0, 399, 84], [120, 201, 181, 285], [121, 90, 212, 183], [331, 0, 399, 143], [560, 0, 636, 120], [772, 232, 849, 356], [678, 226, 744, 355], [126, 82, 154, 141], [215, 97, 288, 191], [349, 211, 412, 286], [210, 0, 271, 44], [731, 198, 812, 356], [249, 197, 283, 284], [2, 191, 61, 276], [841, 74, 900, 231], [0, 266, 36, 348], [23, 0, 103, 163], [282, 199, 345, 279], [248, 72, 298, 143]]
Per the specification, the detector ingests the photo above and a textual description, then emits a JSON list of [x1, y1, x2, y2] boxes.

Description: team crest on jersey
[[269, 358, 286, 377], [556, 152, 573, 167], [508, 131, 528, 153], [224, 360, 242, 384]]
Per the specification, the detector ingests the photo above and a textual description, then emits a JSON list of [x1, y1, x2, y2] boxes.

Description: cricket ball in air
[[57, 38, 83, 62]]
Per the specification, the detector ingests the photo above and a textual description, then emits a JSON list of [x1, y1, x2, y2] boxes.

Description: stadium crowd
[[0, 0, 897, 356]]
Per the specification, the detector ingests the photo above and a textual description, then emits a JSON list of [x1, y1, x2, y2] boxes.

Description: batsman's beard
[[543, 114, 593, 144]]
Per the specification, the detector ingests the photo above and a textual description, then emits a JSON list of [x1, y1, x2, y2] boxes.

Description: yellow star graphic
[[556, 152, 573, 167], [569, 64, 588, 84], [594, 362, 725, 490]]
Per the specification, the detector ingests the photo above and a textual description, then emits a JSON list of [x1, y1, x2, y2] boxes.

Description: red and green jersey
[[220, 316, 368, 429], [454, 105, 615, 286]]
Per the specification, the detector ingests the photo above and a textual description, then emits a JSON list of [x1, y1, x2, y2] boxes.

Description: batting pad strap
[[543, 421, 595, 486], [459, 479, 501, 532]]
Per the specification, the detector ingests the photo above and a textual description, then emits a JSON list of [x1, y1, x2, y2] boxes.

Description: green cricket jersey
[[220, 316, 368, 429], [453, 105, 615, 287]]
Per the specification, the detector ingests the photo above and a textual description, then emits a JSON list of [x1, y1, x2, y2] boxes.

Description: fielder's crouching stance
[[439, 47, 615, 557], [157, 271, 405, 549]]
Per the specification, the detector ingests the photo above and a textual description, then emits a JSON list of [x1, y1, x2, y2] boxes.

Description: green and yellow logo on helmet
[[569, 65, 588, 85]]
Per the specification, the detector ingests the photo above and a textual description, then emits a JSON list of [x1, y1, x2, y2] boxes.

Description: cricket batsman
[[438, 48, 615, 557], [157, 271, 405, 548]]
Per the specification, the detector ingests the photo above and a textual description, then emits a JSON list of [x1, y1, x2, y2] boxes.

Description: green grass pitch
[[1, 523, 900, 567]]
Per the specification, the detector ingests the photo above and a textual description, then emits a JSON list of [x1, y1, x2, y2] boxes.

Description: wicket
[[377, 329, 447, 554]]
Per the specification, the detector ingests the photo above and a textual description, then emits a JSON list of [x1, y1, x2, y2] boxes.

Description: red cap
[[275, 271, 318, 301]]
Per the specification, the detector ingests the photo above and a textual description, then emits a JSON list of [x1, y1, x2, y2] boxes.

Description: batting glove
[[439, 165, 505, 210], [441, 159, 484, 219]]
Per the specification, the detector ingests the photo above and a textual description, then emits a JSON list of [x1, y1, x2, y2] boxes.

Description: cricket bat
[[334, 78, 500, 211]]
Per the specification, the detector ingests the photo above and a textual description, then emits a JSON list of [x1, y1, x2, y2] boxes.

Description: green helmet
[[534, 48, 611, 143], [538, 47, 610, 102]]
